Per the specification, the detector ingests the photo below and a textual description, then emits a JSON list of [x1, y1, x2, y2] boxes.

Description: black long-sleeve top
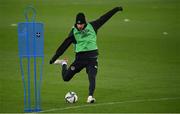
[[50, 7, 122, 63]]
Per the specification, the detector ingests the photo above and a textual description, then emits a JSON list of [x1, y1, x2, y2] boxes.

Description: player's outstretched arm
[[49, 36, 73, 64], [90, 6, 123, 31]]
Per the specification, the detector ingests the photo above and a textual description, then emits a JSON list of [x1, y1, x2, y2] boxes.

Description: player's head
[[75, 12, 86, 30]]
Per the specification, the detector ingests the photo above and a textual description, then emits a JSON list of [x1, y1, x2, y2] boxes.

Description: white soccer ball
[[65, 92, 78, 103]]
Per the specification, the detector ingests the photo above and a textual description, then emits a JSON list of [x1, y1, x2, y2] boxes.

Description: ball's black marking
[[65, 92, 77, 103]]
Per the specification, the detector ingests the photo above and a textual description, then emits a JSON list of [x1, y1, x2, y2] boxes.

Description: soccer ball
[[65, 92, 78, 103]]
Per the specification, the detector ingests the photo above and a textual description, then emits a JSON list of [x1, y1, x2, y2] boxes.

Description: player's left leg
[[54, 59, 85, 81], [86, 58, 98, 103], [62, 60, 85, 81]]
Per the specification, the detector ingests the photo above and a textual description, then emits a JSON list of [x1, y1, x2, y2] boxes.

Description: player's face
[[77, 24, 85, 30]]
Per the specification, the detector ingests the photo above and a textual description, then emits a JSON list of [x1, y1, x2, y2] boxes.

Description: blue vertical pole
[[38, 23, 44, 111], [27, 56, 31, 112], [38, 57, 43, 111], [19, 57, 27, 111], [26, 22, 31, 112], [18, 23, 28, 112], [32, 21, 38, 111]]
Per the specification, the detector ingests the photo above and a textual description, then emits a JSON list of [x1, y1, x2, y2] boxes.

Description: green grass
[[0, 0, 180, 113]]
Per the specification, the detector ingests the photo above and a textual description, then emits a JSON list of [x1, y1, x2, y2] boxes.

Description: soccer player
[[50, 7, 123, 103]]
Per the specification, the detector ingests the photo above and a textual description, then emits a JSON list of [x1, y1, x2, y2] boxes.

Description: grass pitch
[[0, 0, 180, 113]]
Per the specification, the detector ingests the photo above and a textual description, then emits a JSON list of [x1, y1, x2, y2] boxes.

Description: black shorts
[[62, 57, 98, 81]]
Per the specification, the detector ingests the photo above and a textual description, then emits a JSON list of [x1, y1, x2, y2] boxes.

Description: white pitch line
[[40, 97, 180, 113], [124, 18, 130, 22], [10, 23, 17, 27], [163, 31, 168, 35]]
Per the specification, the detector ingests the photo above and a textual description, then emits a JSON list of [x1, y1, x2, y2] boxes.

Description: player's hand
[[117, 6, 123, 11]]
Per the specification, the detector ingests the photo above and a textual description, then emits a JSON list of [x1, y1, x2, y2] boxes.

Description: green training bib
[[73, 23, 98, 53]]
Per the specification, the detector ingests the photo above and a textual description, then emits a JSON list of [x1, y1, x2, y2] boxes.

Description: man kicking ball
[[50, 6, 123, 103]]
